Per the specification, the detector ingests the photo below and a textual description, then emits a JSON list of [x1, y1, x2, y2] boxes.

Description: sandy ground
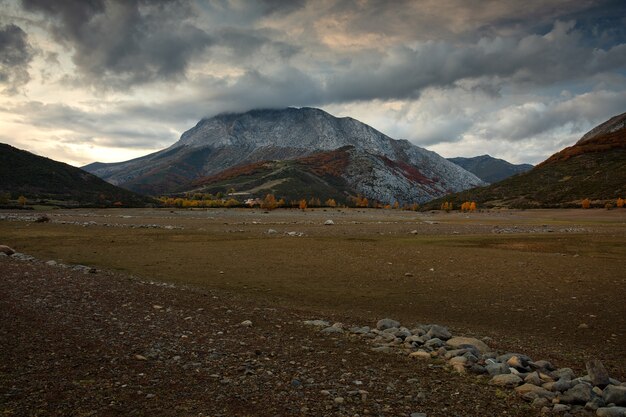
[[1, 207, 625, 416]]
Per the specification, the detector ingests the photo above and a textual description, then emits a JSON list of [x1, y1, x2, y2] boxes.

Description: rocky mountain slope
[[0, 143, 154, 207], [184, 145, 453, 204], [424, 111, 626, 208], [84, 108, 484, 202], [447, 155, 533, 184]]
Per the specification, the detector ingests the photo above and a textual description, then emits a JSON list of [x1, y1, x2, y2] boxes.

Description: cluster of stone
[[305, 318, 626, 416], [0, 214, 182, 229]]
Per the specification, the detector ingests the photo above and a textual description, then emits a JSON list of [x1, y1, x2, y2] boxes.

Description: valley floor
[[1, 208, 625, 416]]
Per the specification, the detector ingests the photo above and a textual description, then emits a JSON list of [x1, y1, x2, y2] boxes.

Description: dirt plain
[[1, 207, 625, 416]]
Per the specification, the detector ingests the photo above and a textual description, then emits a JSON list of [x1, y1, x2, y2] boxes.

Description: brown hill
[[423, 112, 626, 209]]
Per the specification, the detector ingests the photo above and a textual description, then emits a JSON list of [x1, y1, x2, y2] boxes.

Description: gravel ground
[[1, 257, 547, 417]]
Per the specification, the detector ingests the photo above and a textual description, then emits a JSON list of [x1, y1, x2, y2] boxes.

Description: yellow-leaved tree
[[581, 198, 591, 209]]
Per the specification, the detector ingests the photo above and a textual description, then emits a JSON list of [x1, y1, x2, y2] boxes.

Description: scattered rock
[[604, 386, 626, 406], [596, 407, 626, 417], [303, 320, 330, 327], [0, 245, 15, 255], [376, 318, 400, 330], [425, 325, 451, 340], [321, 326, 344, 334], [240, 320, 253, 327], [409, 351, 431, 360], [446, 336, 490, 353], [560, 383, 593, 404], [490, 374, 523, 388], [553, 403, 571, 413], [515, 384, 555, 399], [324, 220, 334, 225], [587, 359, 611, 388]]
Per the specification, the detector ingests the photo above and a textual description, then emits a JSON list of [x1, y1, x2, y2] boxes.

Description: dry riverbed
[[1, 208, 625, 416]]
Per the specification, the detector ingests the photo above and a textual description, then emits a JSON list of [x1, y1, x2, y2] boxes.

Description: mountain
[[84, 107, 485, 203], [424, 111, 626, 209], [0, 143, 155, 207], [447, 155, 533, 183], [183, 145, 456, 204]]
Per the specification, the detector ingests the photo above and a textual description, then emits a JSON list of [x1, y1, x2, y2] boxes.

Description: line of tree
[[158, 193, 423, 210], [581, 198, 625, 209]]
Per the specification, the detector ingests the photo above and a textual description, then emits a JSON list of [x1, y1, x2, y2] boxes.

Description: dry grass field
[[1, 207, 624, 379]]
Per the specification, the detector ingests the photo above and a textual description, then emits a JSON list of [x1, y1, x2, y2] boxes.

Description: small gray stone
[[376, 318, 400, 330], [490, 374, 523, 388], [553, 368, 576, 381], [560, 383, 593, 404], [324, 219, 334, 225], [321, 326, 344, 334], [605, 385, 626, 406], [552, 404, 571, 413], [525, 372, 543, 386], [596, 407, 626, 417], [405, 335, 425, 345], [425, 325, 451, 340], [424, 338, 444, 349], [304, 320, 330, 327], [486, 362, 510, 376], [587, 359, 611, 388], [585, 397, 606, 411], [532, 397, 550, 408], [497, 353, 532, 365], [0, 245, 15, 255], [552, 378, 574, 392]]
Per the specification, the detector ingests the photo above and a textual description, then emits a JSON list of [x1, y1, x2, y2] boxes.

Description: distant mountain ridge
[[84, 107, 485, 203], [425, 111, 626, 208], [0, 143, 154, 207], [447, 155, 533, 184]]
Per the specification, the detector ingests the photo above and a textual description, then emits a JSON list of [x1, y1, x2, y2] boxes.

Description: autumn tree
[[17, 195, 27, 206], [440, 201, 453, 212], [354, 195, 368, 208], [469, 201, 477, 211], [261, 194, 278, 210], [581, 198, 591, 209], [299, 199, 308, 210], [325, 198, 337, 208], [617, 197, 625, 208]]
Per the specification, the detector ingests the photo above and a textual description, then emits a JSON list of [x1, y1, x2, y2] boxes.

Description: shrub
[[581, 198, 591, 209]]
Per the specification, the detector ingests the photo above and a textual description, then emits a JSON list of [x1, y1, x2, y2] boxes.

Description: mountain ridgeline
[[84, 108, 485, 204], [447, 155, 533, 184], [0, 143, 155, 207], [425, 111, 626, 209]]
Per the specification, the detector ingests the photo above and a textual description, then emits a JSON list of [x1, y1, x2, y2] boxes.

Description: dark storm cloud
[[0, 23, 34, 94], [21, 0, 213, 87], [324, 21, 626, 103]]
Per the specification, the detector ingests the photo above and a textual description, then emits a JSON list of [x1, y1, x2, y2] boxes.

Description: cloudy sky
[[1, 0, 625, 166]]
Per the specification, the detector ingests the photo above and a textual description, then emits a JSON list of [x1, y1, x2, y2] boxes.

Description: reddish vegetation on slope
[[540, 129, 626, 166], [381, 156, 435, 185], [297, 147, 351, 177], [192, 161, 272, 186]]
